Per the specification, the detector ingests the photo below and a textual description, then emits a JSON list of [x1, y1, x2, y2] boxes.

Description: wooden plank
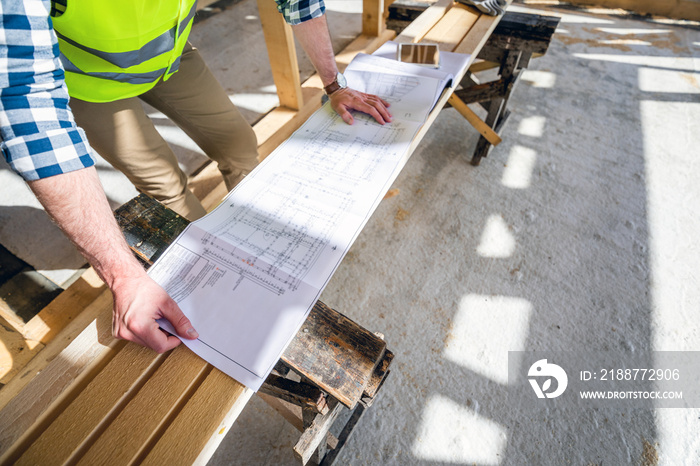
[[394, 0, 453, 44], [448, 94, 502, 146], [115, 195, 189, 264], [0, 270, 61, 331], [140, 369, 253, 466], [469, 59, 500, 72], [257, 0, 304, 110], [0, 317, 43, 385], [77, 346, 210, 465], [0, 267, 103, 387], [195, 0, 221, 10], [363, 348, 394, 400], [453, 0, 513, 55], [16, 344, 164, 466], [421, 3, 479, 51], [281, 301, 386, 409], [258, 392, 305, 431], [363, 0, 385, 36], [21, 267, 105, 344], [259, 374, 329, 414], [484, 11, 560, 54], [0, 291, 117, 464], [294, 398, 344, 465]]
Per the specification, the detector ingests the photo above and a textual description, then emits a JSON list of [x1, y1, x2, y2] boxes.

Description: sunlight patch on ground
[[477, 214, 516, 258], [638, 68, 700, 93], [444, 294, 532, 384], [596, 28, 672, 35], [412, 394, 507, 464], [502, 145, 538, 189], [517, 115, 546, 138], [521, 70, 557, 88]]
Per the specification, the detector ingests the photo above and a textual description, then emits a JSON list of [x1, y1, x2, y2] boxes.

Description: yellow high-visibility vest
[[52, 0, 197, 102]]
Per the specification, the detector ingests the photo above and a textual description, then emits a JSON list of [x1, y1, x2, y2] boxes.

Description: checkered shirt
[[276, 0, 326, 25], [0, 0, 94, 181]]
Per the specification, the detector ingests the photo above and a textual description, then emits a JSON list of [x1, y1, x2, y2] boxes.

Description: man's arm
[[1, 0, 197, 353], [28, 168, 198, 353], [291, 15, 392, 125]]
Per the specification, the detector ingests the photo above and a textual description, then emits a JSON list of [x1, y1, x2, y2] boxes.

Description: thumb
[[338, 107, 354, 125], [161, 299, 199, 340]]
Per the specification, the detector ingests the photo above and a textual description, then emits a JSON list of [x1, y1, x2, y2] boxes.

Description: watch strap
[[324, 79, 341, 95]]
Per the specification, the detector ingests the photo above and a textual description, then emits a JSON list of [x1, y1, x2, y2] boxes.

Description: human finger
[[159, 298, 199, 340]]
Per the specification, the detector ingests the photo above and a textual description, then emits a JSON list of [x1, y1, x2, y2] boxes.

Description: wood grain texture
[[293, 398, 344, 465], [362, 0, 385, 36], [257, 0, 304, 110], [0, 317, 43, 385], [77, 346, 210, 465], [0, 267, 104, 387], [115, 194, 189, 264], [364, 348, 394, 399], [421, 3, 479, 51], [448, 94, 503, 145], [141, 369, 253, 466], [22, 267, 105, 344], [281, 301, 386, 409], [16, 343, 164, 466], [0, 291, 117, 464], [453, 0, 513, 55], [394, 0, 453, 44]]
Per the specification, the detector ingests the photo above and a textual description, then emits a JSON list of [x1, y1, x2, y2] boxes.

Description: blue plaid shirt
[[276, 0, 325, 25], [0, 0, 94, 181]]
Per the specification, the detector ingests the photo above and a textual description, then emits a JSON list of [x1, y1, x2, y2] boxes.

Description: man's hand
[[28, 167, 199, 353], [291, 16, 392, 125], [111, 272, 198, 353], [330, 88, 392, 125]]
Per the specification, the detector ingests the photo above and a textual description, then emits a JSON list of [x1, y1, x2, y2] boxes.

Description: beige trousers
[[70, 44, 259, 220]]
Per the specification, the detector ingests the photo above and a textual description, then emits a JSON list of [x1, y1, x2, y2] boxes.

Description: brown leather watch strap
[[324, 79, 341, 96]]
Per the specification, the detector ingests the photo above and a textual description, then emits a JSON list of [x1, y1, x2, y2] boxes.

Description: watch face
[[337, 72, 347, 88]]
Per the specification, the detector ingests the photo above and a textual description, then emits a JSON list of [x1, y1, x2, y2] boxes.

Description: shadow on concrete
[[307, 6, 698, 465]]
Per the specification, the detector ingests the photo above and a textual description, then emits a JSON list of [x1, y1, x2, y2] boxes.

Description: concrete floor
[[1, 0, 699, 464]]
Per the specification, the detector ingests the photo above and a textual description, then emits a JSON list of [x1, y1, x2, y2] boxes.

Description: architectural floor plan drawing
[[148, 52, 469, 390]]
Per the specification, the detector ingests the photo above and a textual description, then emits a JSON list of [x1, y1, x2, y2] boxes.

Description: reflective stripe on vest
[[52, 0, 197, 102]]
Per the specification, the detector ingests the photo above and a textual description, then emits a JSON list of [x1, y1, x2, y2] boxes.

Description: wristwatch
[[323, 72, 347, 96]]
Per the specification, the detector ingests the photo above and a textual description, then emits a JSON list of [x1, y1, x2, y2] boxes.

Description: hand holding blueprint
[[148, 48, 470, 390]]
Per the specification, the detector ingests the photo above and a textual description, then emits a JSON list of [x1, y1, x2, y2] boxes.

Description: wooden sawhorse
[[456, 11, 560, 165], [389, 4, 559, 165]]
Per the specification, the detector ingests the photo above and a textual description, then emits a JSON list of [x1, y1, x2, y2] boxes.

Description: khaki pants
[[70, 44, 259, 220]]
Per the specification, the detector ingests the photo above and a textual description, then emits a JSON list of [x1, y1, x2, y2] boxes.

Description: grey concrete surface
[[1, 0, 698, 464]]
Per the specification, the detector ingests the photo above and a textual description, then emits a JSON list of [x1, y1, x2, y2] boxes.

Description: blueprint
[[148, 52, 467, 390]]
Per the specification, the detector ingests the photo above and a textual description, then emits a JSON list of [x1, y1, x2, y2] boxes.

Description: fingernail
[[187, 327, 199, 339]]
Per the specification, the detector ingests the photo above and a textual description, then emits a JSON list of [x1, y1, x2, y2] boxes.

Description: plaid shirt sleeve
[[275, 0, 325, 25], [0, 0, 94, 181]]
